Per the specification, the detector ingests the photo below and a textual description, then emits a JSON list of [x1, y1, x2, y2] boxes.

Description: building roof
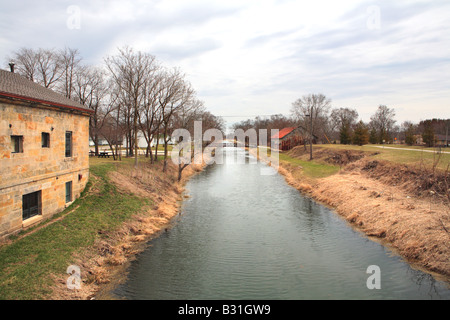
[[0, 69, 93, 114], [271, 127, 296, 140]]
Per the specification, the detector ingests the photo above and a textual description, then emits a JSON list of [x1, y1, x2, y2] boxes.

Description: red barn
[[271, 127, 304, 151]]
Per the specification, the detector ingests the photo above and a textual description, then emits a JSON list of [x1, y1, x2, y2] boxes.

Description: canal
[[111, 147, 450, 300]]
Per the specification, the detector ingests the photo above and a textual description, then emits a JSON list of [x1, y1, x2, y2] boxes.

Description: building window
[[65, 131, 72, 157], [11, 135, 23, 153], [42, 132, 50, 148], [66, 181, 72, 203], [23, 191, 41, 221]]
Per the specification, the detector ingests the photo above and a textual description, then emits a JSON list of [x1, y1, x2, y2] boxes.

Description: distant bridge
[[206, 140, 246, 148]]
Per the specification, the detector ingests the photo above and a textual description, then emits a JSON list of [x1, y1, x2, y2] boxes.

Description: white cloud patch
[[1, 0, 449, 125]]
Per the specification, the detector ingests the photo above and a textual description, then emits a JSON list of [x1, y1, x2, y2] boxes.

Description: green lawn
[[0, 158, 150, 300], [277, 153, 340, 178], [257, 147, 340, 179]]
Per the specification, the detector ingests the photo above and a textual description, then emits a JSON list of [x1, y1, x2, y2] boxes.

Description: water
[[111, 148, 450, 300]]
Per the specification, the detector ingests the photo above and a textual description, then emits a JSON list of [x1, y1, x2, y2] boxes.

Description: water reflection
[[111, 148, 449, 300]]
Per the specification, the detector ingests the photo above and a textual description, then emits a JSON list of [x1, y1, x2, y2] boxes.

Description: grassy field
[[262, 143, 449, 181], [0, 157, 151, 300], [314, 144, 450, 171]]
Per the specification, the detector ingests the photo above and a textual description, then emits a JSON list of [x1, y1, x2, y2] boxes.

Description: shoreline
[[253, 147, 450, 283], [49, 160, 206, 300]]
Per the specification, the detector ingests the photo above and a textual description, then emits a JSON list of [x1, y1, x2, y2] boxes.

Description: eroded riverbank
[[262, 147, 450, 282]]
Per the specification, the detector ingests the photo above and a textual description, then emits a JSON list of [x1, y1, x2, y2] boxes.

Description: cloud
[[150, 38, 222, 62], [0, 0, 449, 125]]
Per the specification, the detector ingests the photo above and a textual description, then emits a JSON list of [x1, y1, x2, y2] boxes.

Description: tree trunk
[[149, 147, 154, 164], [94, 134, 99, 156], [154, 137, 159, 162], [134, 103, 138, 168], [163, 130, 168, 172], [107, 141, 116, 161], [309, 110, 313, 160]]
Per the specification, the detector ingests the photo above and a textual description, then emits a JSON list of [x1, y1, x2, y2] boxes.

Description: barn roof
[[0, 69, 93, 115], [271, 127, 296, 140]]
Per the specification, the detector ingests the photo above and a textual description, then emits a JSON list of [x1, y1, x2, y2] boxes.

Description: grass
[[258, 148, 339, 179], [0, 158, 150, 300], [262, 142, 449, 180], [314, 144, 450, 171], [152, 144, 173, 151], [278, 153, 340, 178]]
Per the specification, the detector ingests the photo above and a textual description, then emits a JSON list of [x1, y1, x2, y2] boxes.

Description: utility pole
[[445, 120, 450, 147], [306, 113, 313, 160], [446, 119, 449, 148], [134, 98, 138, 168]]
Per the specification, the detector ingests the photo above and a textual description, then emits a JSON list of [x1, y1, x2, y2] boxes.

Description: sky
[[1, 0, 449, 129]]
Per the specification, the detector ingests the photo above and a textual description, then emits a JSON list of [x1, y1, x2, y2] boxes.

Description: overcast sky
[[1, 0, 449, 128]]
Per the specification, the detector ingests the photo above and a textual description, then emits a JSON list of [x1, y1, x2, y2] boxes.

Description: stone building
[[0, 68, 93, 237]]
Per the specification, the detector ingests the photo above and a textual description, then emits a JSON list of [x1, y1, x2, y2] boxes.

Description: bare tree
[[34, 48, 65, 89], [330, 107, 359, 144], [157, 67, 195, 172], [59, 47, 82, 99], [99, 110, 125, 161], [291, 93, 332, 159], [9, 47, 39, 81], [231, 114, 295, 147], [105, 46, 158, 168], [72, 65, 113, 155], [172, 107, 225, 181], [10, 46, 82, 95], [370, 105, 396, 144]]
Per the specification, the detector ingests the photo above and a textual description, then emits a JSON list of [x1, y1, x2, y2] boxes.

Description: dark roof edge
[[0, 90, 94, 115]]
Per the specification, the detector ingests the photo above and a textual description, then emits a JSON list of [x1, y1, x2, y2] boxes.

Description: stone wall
[[0, 101, 90, 237]]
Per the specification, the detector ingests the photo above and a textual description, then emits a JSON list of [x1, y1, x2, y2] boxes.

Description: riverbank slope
[[271, 146, 450, 281], [56, 159, 205, 299], [0, 157, 203, 300]]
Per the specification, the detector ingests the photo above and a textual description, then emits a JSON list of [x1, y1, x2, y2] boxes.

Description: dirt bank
[[50, 161, 204, 300], [276, 147, 450, 281]]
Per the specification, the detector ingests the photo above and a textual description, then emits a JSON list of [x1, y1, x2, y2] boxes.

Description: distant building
[[414, 134, 448, 147], [0, 68, 93, 237], [436, 134, 449, 147], [271, 127, 305, 151]]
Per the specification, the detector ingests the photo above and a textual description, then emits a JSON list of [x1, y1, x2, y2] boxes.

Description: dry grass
[[287, 145, 450, 204], [49, 160, 205, 300], [313, 172, 449, 279], [274, 150, 450, 281]]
